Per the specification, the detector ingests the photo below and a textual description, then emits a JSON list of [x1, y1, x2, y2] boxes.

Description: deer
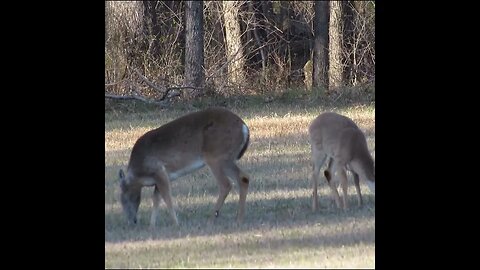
[[118, 107, 251, 228], [309, 112, 375, 211]]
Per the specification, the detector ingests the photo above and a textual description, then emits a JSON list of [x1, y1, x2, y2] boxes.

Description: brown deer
[[309, 112, 375, 211], [118, 107, 251, 228]]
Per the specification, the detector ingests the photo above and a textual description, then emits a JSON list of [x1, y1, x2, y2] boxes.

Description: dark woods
[[105, 1, 375, 104]]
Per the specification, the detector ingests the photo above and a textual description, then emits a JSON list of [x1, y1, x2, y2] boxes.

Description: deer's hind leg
[[325, 158, 343, 209], [205, 158, 233, 223], [223, 162, 250, 224]]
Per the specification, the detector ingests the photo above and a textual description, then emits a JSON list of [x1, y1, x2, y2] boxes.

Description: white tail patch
[[242, 124, 248, 147]]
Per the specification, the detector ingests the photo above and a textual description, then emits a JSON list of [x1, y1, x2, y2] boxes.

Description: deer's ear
[[119, 169, 125, 179]]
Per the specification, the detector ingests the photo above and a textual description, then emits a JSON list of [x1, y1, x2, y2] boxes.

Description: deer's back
[[309, 112, 364, 159], [128, 107, 248, 175]]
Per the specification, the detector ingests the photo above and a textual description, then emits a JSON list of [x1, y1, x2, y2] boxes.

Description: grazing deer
[[309, 112, 375, 211], [118, 107, 251, 228]]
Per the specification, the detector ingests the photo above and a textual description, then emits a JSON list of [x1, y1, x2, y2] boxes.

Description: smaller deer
[[118, 107, 251, 228], [309, 112, 375, 211]]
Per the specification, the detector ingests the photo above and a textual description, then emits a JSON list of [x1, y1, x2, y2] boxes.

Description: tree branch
[[105, 93, 169, 106], [133, 69, 165, 93], [133, 69, 204, 100], [104, 79, 126, 87], [106, 70, 203, 105]]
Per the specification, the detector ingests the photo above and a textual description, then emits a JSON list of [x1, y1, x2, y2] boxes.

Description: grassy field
[[105, 101, 375, 268]]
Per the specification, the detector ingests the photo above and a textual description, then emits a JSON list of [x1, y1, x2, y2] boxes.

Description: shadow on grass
[[105, 190, 375, 244], [106, 88, 374, 115], [105, 105, 375, 245], [105, 157, 375, 244], [105, 147, 374, 196]]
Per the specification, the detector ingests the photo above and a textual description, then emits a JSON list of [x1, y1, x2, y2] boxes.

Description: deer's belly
[[168, 159, 205, 180]]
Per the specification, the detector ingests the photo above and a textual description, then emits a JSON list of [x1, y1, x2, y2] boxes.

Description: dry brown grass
[[105, 103, 375, 268]]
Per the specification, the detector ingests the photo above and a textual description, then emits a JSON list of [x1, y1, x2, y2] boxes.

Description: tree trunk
[[184, 0, 205, 98], [105, 1, 108, 44], [312, 1, 329, 92], [249, 1, 267, 83], [143, 1, 162, 58], [328, 0, 343, 92], [223, 1, 246, 86], [342, 1, 355, 86]]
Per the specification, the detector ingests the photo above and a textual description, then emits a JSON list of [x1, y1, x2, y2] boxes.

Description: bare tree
[[248, 1, 267, 83], [343, 1, 375, 87], [143, 1, 162, 58], [105, 0, 375, 103], [352, 1, 375, 85], [329, 0, 343, 92], [184, 0, 205, 98], [223, 1, 246, 86], [105, 1, 145, 94], [312, 0, 329, 92]]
